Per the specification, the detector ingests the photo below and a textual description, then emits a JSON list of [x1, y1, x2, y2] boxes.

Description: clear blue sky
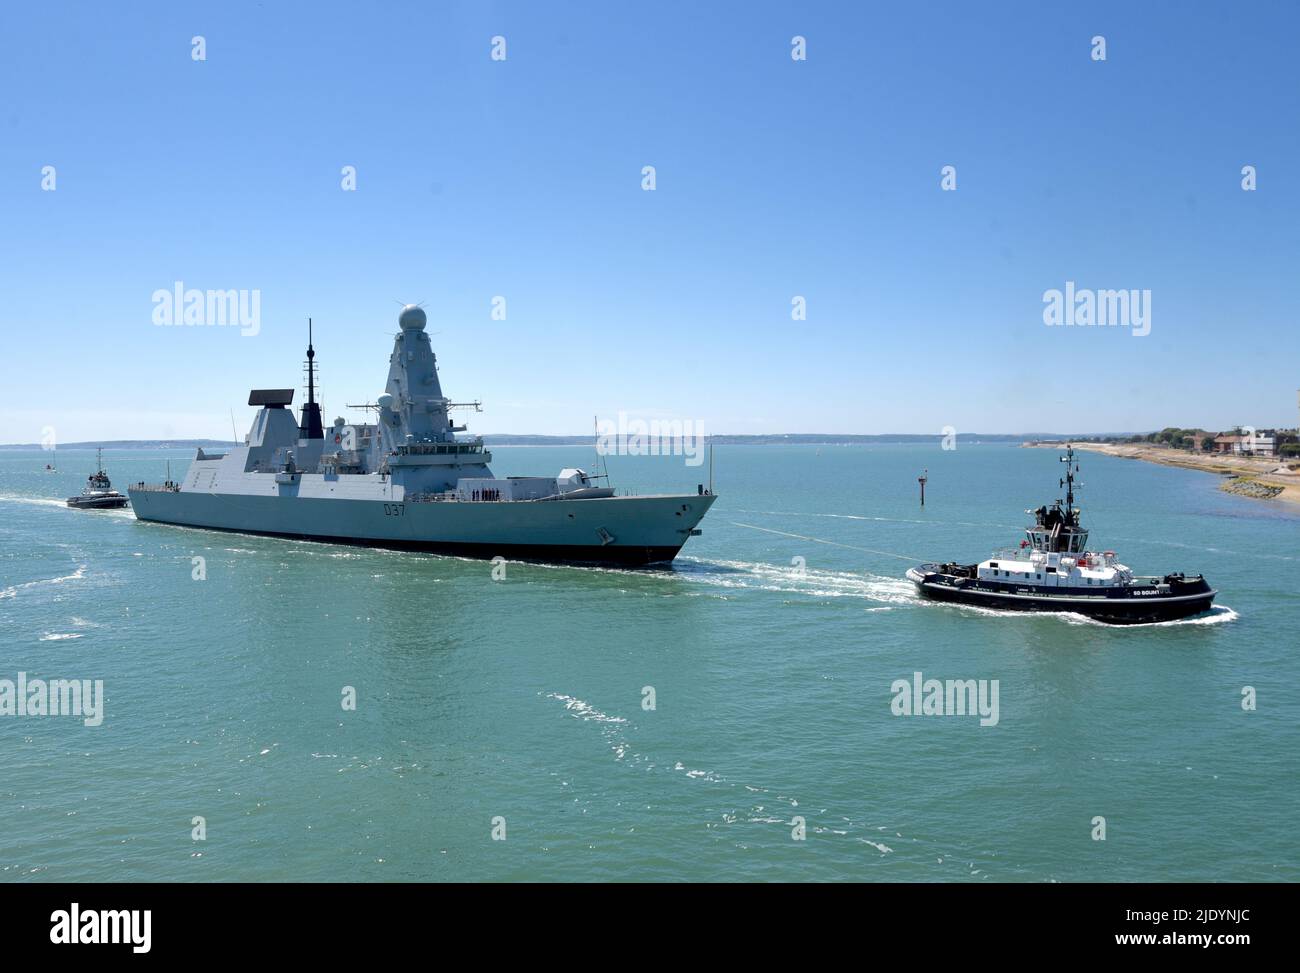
[[1, 1, 1297, 442]]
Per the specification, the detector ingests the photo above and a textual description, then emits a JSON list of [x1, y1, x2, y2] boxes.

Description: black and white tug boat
[[66, 449, 130, 510], [906, 445, 1216, 625]]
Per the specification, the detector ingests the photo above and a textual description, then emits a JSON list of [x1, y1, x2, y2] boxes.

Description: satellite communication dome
[[398, 304, 427, 331]]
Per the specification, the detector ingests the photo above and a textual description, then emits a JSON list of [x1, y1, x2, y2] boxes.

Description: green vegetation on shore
[[1071, 426, 1300, 458]]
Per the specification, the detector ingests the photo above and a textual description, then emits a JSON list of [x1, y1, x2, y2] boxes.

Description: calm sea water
[[2, 443, 1297, 882]]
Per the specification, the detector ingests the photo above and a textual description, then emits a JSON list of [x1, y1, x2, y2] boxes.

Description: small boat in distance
[[907, 445, 1216, 625], [67, 449, 130, 510]]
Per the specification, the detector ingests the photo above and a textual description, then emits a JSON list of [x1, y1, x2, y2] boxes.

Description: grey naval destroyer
[[906, 445, 1216, 624], [128, 306, 715, 565]]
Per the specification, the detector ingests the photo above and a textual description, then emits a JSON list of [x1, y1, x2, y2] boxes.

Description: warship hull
[[130, 484, 714, 566]]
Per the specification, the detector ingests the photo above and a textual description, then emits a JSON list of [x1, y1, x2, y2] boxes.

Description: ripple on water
[[0, 565, 88, 600]]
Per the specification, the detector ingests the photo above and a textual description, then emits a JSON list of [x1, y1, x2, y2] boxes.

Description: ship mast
[[1060, 444, 1079, 522], [299, 318, 324, 440]]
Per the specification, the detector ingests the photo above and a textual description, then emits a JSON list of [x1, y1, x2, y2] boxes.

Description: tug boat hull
[[907, 567, 1216, 625], [66, 494, 129, 510]]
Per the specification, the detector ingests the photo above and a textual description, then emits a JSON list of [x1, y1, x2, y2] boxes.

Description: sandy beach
[[1025, 441, 1300, 506]]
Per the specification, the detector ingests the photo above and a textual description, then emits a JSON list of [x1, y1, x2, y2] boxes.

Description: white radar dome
[[398, 305, 427, 331]]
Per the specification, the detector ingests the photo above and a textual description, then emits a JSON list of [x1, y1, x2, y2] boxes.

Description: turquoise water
[[2, 444, 1297, 882]]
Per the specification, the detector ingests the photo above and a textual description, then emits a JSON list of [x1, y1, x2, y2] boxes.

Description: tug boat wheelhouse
[[66, 449, 130, 510], [906, 445, 1216, 625]]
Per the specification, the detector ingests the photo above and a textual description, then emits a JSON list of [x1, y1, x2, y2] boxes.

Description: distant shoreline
[[0, 433, 1119, 450], [1025, 440, 1300, 507]]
